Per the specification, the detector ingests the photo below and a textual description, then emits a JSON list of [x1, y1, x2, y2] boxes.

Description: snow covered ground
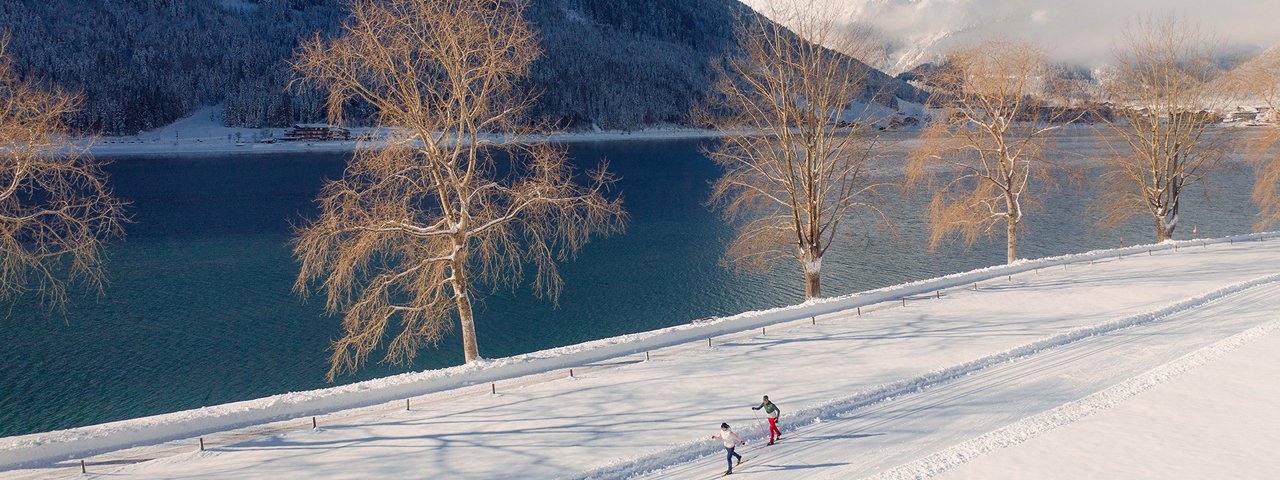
[[86, 106, 730, 158], [934, 325, 1280, 480], [3, 235, 1279, 479], [86, 103, 931, 157]]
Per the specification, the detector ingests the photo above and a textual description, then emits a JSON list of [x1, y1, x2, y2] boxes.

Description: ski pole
[[752, 408, 767, 444]]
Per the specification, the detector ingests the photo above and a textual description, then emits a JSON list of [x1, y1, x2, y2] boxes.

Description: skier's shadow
[[750, 462, 850, 472], [790, 432, 884, 442]]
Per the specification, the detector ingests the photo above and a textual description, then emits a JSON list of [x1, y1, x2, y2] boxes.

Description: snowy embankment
[[86, 102, 925, 158], [3, 232, 1278, 478], [85, 105, 729, 158]]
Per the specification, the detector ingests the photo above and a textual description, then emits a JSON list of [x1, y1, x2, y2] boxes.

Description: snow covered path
[[935, 320, 1280, 479], [640, 279, 1280, 479], [6, 238, 1280, 479]]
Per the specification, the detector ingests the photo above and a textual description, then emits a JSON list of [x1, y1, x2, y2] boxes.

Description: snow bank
[[1, 232, 1275, 470]]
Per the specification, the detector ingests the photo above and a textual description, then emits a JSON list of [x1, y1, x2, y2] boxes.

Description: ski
[[715, 457, 748, 477]]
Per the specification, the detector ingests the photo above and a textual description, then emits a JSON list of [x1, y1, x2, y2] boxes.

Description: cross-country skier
[[711, 422, 745, 475], [751, 395, 782, 445]]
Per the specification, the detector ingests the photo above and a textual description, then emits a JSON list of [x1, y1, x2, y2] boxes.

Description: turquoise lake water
[[0, 137, 1260, 437]]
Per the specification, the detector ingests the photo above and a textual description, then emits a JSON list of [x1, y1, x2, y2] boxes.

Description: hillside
[[3, 234, 1278, 478], [0, 0, 926, 135]]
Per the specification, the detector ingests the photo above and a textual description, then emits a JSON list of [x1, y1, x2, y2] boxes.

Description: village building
[[282, 124, 352, 141]]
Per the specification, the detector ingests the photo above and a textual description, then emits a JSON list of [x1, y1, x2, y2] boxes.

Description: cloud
[[742, 0, 1280, 71], [1030, 9, 1049, 26]]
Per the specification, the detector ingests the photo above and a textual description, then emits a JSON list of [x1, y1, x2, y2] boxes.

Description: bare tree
[[0, 35, 126, 310], [291, 0, 626, 380], [702, 1, 893, 300], [907, 40, 1082, 264], [1229, 48, 1280, 230], [1093, 15, 1230, 242]]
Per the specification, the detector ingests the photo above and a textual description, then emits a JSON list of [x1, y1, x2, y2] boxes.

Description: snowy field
[[3, 234, 1279, 479]]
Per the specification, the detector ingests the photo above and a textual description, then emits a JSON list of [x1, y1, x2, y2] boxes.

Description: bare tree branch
[[1092, 15, 1231, 241], [291, 0, 626, 381], [0, 33, 127, 311], [701, 0, 894, 300], [907, 39, 1084, 263], [1228, 48, 1280, 230]]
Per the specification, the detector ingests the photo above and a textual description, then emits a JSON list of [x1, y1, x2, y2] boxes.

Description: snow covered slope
[[2, 234, 1279, 478]]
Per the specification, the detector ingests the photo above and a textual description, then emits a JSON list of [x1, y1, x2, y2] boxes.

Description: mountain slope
[[0, 0, 925, 134]]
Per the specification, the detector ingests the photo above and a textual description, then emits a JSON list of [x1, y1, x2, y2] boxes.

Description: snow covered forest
[[0, 0, 342, 134], [0, 0, 923, 134]]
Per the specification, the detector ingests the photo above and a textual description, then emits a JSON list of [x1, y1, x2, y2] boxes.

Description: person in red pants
[[751, 395, 782, 445]]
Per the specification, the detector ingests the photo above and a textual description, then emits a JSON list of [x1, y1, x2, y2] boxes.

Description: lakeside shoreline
[[87, 127, 733, 158]]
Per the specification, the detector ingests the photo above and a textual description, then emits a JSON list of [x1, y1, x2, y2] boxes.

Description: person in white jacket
[[711, 422, 745, 474]]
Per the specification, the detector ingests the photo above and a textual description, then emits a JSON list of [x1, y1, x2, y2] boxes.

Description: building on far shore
[[1226, 106, 1275, 125], [283, 124, 351, 141]]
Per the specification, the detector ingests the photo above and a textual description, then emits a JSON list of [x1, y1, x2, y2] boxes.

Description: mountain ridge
[[1, 0, 925, 135]]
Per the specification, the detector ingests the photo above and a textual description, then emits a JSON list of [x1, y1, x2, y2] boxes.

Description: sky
[[742, 0, 1280, 73]]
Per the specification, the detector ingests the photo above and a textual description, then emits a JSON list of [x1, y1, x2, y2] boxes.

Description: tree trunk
[[452, 256, 480, 363], [1006, 216, 1019, 264], [1156, 218, 1174, 242], [1157, 182, 1181, 241], [1156, 201, 1178, 242], [801, 243, 822, 300], [804, 268, 821, 299]]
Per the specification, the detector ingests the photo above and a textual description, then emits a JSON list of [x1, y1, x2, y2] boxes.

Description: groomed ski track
[[637, 277, 1280, 479], [3, 235, 1279, 479]]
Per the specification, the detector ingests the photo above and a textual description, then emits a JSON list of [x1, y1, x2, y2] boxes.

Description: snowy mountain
[[771, 0, 1280, 74], [0, 0, 926, 135]]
